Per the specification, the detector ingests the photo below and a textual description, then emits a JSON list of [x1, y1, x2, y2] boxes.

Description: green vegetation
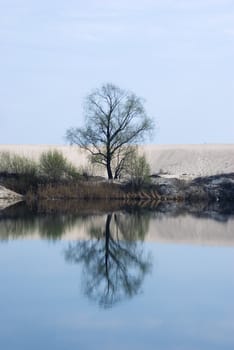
[[0, 150, 80, 180], [0, 151, 37, 175], [0, 150, 80, 195], [123, 148, 151, 189], [39, 150, 79, 181], [0, 147, 153, 199]]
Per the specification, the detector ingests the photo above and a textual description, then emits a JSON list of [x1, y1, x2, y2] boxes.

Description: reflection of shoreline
[[1, 199, 234, 219], [0, 203, 234, 246], [147, 215, 234, 246]]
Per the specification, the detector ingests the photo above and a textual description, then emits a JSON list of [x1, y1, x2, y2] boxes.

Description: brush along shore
[[1, 173, 234, 204]]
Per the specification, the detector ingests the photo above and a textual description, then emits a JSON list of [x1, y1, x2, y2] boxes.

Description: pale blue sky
[[0, 0, 233, 144]]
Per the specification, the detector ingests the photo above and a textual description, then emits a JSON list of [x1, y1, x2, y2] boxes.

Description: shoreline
[[0, 172, 234, 209]]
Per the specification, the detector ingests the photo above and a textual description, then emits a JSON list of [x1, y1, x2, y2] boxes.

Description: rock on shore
[[151, 172, 234, 202], [0, 186, 23, 210]]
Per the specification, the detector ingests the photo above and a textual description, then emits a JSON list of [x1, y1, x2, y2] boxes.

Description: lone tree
[[66, 83, 154, 179]]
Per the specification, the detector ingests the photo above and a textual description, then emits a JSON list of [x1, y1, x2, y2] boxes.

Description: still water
[[0, 203, 234, 350]]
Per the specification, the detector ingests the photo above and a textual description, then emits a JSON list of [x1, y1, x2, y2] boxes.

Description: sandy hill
[[0, 144, 233, 179]]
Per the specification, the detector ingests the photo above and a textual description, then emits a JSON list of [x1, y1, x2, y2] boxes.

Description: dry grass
[[32, 199, 126, 214], [27, 181, 125, 200], [25, 180, 164, 202]]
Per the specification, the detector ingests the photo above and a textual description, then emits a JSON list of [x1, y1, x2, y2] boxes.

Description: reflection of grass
[[0, 216, 87, 241], [0, 202, 152, 242], [38, 215, 78, 240], [0, 203, 89, 241], [0, 217, 38, 241], [35, 199, 126, 214], [113, 212, 150, 241]]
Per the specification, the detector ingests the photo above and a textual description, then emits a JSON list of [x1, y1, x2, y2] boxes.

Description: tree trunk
[[106, 157, 113, 179], [105, 214, 112, 276]]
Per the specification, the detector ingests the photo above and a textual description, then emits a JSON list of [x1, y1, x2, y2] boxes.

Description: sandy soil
[[0, 144, 233, 178]]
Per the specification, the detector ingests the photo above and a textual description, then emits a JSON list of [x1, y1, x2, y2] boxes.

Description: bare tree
[[66, 83, 154, 179], [65, 212, 152, 308]]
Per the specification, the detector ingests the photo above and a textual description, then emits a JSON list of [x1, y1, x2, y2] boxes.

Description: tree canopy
[[66, 83, 154, 179]]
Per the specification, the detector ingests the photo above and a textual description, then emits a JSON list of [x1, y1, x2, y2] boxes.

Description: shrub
[[65, 163, 81, 180], [39, 150, 79, 181], [125, 149, 151, 189], [0, 151, 38, 175]]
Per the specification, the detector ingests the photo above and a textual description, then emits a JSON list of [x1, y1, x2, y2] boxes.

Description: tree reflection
[[65, 212, 152, 308]]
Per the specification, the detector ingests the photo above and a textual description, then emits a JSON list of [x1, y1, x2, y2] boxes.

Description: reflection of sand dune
[[0, 215, 106, 242], [0, 144, 233, 178], [58, 215, 234, 246], [1, 214, 233, 247], [147, 215, 234, 246]]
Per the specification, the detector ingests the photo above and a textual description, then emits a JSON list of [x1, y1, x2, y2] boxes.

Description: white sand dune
[[140, 144, 234, 178], [0, 144, 233, 178]]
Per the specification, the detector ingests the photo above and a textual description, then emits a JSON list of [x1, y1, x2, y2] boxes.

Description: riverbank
[[0, 143, 233, 207], [0, 172, 234, 207]]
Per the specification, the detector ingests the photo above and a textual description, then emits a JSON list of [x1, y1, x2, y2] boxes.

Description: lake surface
[[0, 203, 234, 349]]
